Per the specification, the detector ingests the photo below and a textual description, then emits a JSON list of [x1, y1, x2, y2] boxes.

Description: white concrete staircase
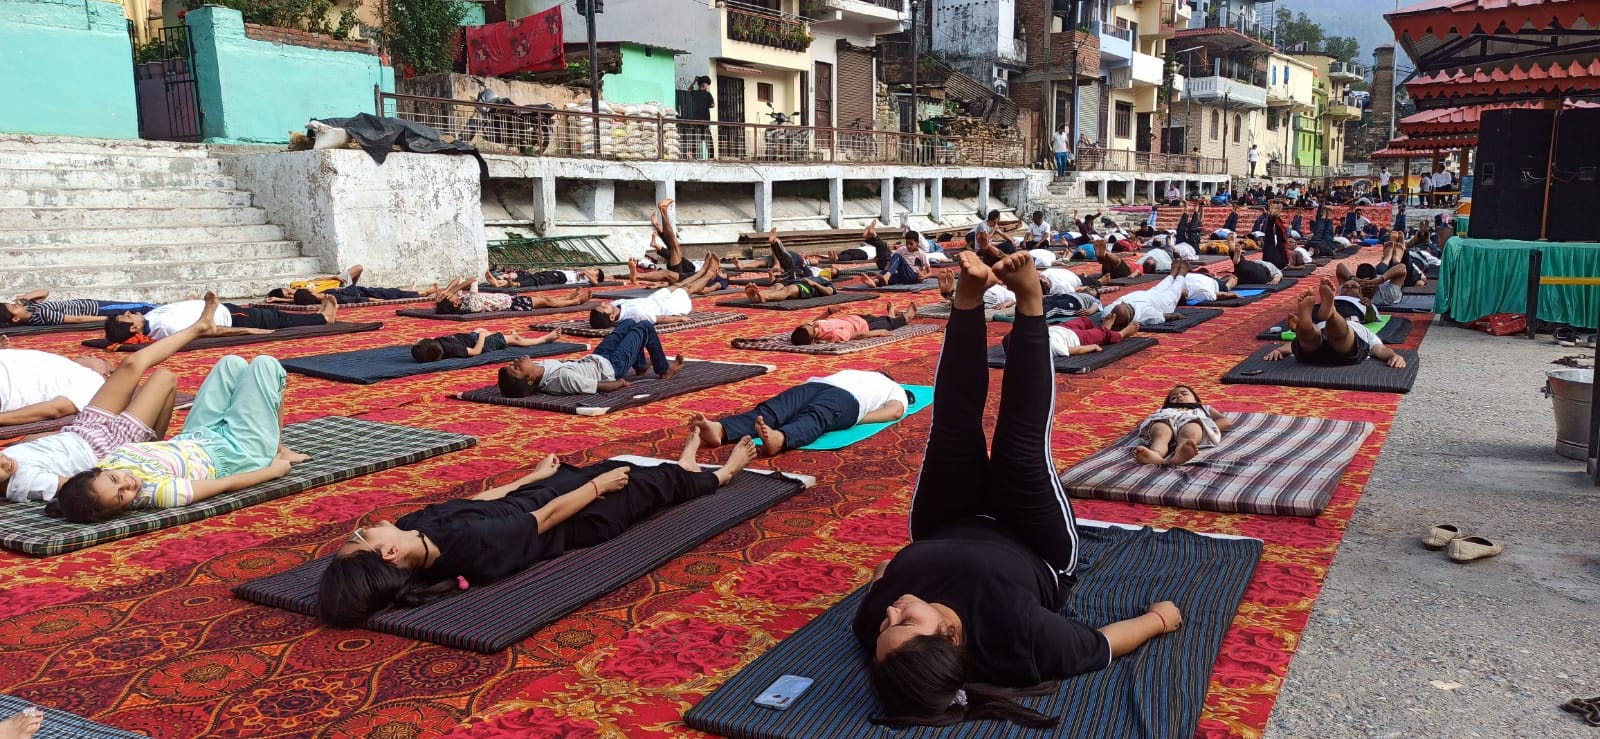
[[0, 135, 322, 303]]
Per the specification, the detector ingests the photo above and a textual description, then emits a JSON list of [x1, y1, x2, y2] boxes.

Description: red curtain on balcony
[[465, 7, 565, 78]]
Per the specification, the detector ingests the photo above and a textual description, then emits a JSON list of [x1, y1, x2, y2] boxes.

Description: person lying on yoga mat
[[0, 292, 157, 328], [0, 348, 110, 426], [265, 281, 443, 306], [1039, 267, 1102, 297], [411, 328, 563, 363], [855, 251, 1182, 730], [1101, 270, 1187, 329], [590, 267, 721, 331], [1093, 245, 1138, 280], [1265, 279, 1407, 369], [433, 283, 590, 316], [1132, 384, 1232, 466], [1229, 240, 1283, 285], [742, 272, 836, 305], [105, 295, 339, 345], [790, 303, 916, 345], [46, 352, 309, 524], [1180, 267, 1241, 304], [649, 197, 698, 281], [1288, 243, 1315, 268], [263, 265, 364, 301], [315, 430, 761, 626], [2, 294, 218, 502], [1334, 260, 1409, 307], [1139, 246, 1175, 275], [1041, 315, 1140, 356], [626, 237, 733, 292], [497, 318, 684, 397], [483, 267, 605, 290], [688, 370, 908, 457]]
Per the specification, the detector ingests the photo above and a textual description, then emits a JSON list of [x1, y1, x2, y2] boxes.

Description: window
[[757, 82, 774, 104], [1284, 66, 1290, 83], [1270, 67, 1276, 85], [1210, 109, 1220, 140], [1115, 102, 1133, 139], [1267, 109, 1278, 131], [1232, 114, 1241, 143]]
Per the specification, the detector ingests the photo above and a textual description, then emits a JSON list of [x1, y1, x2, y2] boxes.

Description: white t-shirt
[[616, 288, 692, 324], [1173, 242, 1198, 260], [0, 350, 102, 413], [1106, 276, 1184, 323], [1041, 267, 1081, 295], [1143, 248, 1174, 272], [1183, 273, 1221, 303], [144, 300, 233, 339], [4, 432, 96, 502], [1026, 221, 1052, 241], [808, 370, 908, 424], [1293, 245, 1314, 263], [1248, 148, 1258, 162], [1317, 319, 1383, 350], [1052, 132, 1069, 153], [1047, 324, 1083, 355], [983, 283, 1016, 308], [1379, 171, 1392, 186], [856, 244, 879, 259], [1030, 249, 1059, 270]]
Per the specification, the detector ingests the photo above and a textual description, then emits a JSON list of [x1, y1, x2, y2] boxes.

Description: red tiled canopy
[[1406, 58, 1600, 101], [1386, 0, 1595, 42], [1397, 99, 1599, 135]]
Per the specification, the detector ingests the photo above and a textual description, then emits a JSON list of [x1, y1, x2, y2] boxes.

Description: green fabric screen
[[1437, 236, 1600, 329]]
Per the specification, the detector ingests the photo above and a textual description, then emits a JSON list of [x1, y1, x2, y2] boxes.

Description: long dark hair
[[435, 298, 466, 315], [317, 549, 458, 626], [868, 635, 1059, 729], [45, 469, 121, 523]]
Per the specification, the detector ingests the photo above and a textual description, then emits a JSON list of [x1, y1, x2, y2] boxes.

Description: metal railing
[[725, 2, 812, 52], [378, 91, 1027, 168], [1075, 147, 1229, 175], [1093, 20, 1133, 42], [488, 234, 624, 269], [1329, 62, 1365, 78]]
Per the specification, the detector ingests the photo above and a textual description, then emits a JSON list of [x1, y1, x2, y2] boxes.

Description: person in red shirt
[[789, 303, 916, 345]]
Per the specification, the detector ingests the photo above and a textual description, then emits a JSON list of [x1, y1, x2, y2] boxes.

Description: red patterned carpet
[[0, 256, 1424, 738]]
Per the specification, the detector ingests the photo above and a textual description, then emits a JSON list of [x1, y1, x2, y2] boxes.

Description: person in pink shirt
[[789, 302, 917, 345]]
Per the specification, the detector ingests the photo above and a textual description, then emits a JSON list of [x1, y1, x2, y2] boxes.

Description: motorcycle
[[762, 106, 810, 161], [462, 88, 556, 155]]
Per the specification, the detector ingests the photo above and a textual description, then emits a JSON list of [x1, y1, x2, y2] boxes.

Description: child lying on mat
[[434, 283, 590, 316], [857, 251, 1181, 730], [589, 267, 723, 330], [2, 294, 218, 502], [741, 229, 838, 304], [856, 221, 933, 288], [1265, 278, 1407, 369], [411, 328, 563, 363], [0, 347, 109, 426], [47, 351, 310, 523], [626, 241, 732, 295], [0, 291, 156, 328], [264, 265, 436, 305], [790, 303, 916, 345], [1132, 384, 1232, 466], [315, 431, 760, 626], [105, 295, 338, 346], [1042, 316, 1140, 356], [265, 265, 363, 299], [688, 370, 908, 456], [497, 319, 683, 397], [482, 267, 605, 289]]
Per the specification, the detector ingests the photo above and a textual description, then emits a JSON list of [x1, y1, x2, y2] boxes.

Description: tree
[[1271, 8, 1362, 65], [381, 0, 468, 78], [1322, 36, 1361, 66]]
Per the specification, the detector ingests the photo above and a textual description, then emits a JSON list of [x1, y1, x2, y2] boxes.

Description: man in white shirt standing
[[1379, 167, 1393, 202], [1248, 145, 1259, 178], [1052, 124, 1071, 176], [689, 369, 908, 456]]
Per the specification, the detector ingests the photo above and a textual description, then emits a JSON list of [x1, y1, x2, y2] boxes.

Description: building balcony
[[1182, 75, 1266, 109], [1094, 21, 1133, 63], [1147, 0, 1192, 39], [1266, 86, 1314, 110], [1130, 51, 1164, 87], [809, 0, 906, 33], [1328, 62, 1364, 83], [1326, 101, 1362, 120], [724, 3, 813, 54]]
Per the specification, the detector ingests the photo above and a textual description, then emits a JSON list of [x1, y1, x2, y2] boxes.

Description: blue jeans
[[97, 302, 157, 316], [885, 252, 921, 285], [1054, 152, 1069, 176], [594, 319, 669, 377], [718, 382, 860, 449]]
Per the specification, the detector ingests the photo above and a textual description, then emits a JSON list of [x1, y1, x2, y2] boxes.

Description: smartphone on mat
[[753, 675, 813, 711]]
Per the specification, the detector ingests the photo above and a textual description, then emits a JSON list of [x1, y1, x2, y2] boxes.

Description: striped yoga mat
[[684, 523, 1262, 739], [455, 360, 770, 416], [528, 311, 747, 337], [395, 302, 599, 322], [81, 322, 383, 352]]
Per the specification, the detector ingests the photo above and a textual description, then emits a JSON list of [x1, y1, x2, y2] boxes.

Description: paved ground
[[1267, 320, 1600, 738]]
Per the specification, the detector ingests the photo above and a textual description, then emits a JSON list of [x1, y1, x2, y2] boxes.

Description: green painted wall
[[459, 0, 488, 26], [0, 0, 138, 138], [604, 43, 679, 106], [187, 6, 395, 144]]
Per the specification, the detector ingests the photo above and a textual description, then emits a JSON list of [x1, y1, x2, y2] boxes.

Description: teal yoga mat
[[752, 384, 933, 451], [1190, 288, 1264, 305]]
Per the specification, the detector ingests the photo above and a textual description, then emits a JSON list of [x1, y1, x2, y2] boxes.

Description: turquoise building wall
[[187, 5, 395, 144], [0, 0, 138, 139], [605, 44, 680, 106]]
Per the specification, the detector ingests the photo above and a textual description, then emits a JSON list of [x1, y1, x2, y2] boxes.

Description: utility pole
[[1069, 0, 1080, 160], [908, 0, 918, 133], [585, 0, 601, 157]]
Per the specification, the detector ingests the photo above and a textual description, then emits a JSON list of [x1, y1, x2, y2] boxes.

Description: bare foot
[[1168, 438, 1201, 465], [1133, 446, 1168, 465], [320, 294, 339, 325], [660, 354, 686, 380], [952, 251, 994, 310], [196, 291, 220, 335], [628, 258, 641, 285], [278, 444, 311, 463], [678, 429, 703, 471], [688, 411, 725, 446], [904, 303, 916, 322], [0, 708, 43, 739], [715, 436, 758, 484], [745, 284, 766, 304], [0, 336, 9, 349], [753, 415, 786, 456]]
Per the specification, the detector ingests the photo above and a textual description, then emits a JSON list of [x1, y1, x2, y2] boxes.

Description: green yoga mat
[[1277, 314, 1389, 341], [752, 384, 933, 451]]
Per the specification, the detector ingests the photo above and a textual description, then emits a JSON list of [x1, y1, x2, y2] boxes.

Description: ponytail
[[867, 634, 1059, 729]]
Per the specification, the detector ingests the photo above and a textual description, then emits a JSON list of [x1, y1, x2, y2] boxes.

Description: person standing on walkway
[[1379, 167, 1392, 203], [680, 76, 715, 160], [1248, 145, 1259, 178], [1052, 124, 1071, 176]]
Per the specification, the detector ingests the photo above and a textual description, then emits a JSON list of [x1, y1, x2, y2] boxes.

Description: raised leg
[[123, 368, 178, 436]]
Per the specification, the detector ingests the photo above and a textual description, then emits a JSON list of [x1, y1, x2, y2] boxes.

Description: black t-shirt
[[435, 332, 479, 360], [851, 517, 1110, 686]]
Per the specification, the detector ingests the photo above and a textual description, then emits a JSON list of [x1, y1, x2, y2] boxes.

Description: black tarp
[[312, 114, 488, 177]]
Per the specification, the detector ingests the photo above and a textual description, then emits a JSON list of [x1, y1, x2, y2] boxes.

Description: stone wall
[[227, 150, 487, 285], [242, 23, 375, 54], [0, 0, 138, 139]]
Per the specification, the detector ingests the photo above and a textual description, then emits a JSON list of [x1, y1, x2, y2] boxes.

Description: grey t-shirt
[[537, 355, 615, 395]]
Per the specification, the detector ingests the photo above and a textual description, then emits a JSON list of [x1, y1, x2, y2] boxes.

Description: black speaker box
[[1548, 108, 1600, 242], [1471, 108, 1554, 241]]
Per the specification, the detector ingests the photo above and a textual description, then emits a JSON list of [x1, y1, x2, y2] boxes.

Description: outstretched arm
[[1099, 601, 1182, 656], [0, 397, 79, 425], [595, 379, 631, 392], [859, 400, 906, 424], [1207, 405, 1233, 431], [473, 454, 561, 500], [187, 458, 292, 503], [1264, 342, 1293, 360], [464, 331, 490, 357], [62, 314, 108, 324], [1370, 343, 1407, 368]]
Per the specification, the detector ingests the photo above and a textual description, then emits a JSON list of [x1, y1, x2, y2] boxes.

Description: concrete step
[[0, 205, 269, 229], [0, 188, 254, 209], [0, 134, 211, 158], [1, 240, 304, 268], [0, 223, 287, 247], [31, 276, 327, 305], [0, 256, 324, 294], [0, 168, 239, 191], [0, 151, 224, 174]]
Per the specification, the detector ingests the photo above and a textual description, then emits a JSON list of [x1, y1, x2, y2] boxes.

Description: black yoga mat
[[1403, 281, 1437, 295], [985, 337, 1158, 374], [715, 293, 873, 311], [234, 460, 810, 652], [1233, 277, 1300, 293], [281, 341, 587, 385], [394, 302, 599, 322], [455, 360, 769, 415], [1221, 344, 1421, 393], [1106, 273, 1165, 287], [1380, 294, 1435, 313], [81, 322, 383, 352], [1140, 307, 1222, 334], [1254, 316, 1412, 344], [479, 280, 622, 294], [838, 280, 938, 293], [0, 322, 99, 336], [684, 524, 1262, 739]]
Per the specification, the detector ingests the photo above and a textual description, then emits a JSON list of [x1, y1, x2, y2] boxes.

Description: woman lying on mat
[[1132, 384, 1232, 466], [688, 370, 909, 456], [411, 328, 563, 363], [433, 283, 590, 316], [0, 291, 156, 328], [316, 432, 760, 626], [2, 295, 218, 502], [483, 267, 605, 290], [855, 251, 1181, 729], [789, 303, 915, 345], [1265, 278, 1407, 369], [46, 348, 309, 523]]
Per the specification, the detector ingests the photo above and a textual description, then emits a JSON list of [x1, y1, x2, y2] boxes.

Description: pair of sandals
[[1552, 326, 1597, 348], [1422, 524, 1502, 562], [1562, 696, 1600, 727]]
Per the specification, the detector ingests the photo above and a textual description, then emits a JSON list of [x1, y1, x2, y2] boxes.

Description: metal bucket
[[1543, 368, 1594, 460]]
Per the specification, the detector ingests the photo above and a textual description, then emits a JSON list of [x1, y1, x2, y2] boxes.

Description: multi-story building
[[1288, 51, 1365, 171], [1261, 52, 1315, 170], [1167, 26, 1270, 175], [1089, 0, 1192, 154]]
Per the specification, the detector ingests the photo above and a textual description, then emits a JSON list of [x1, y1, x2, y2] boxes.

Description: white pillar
[[929, 178, 944, 221], [976, 177, 990, 218], [828, 177, 844, 229], [532, 176, 556, 235], [754, 180, 773, 232], [895, 178, 925, 215], [879, 177, 895, 223], [654, 179, 676, 216], [578, 180, 615, 221]]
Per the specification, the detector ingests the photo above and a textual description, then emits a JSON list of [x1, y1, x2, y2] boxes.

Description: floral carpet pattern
[[0, 255, 1423, 738]]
